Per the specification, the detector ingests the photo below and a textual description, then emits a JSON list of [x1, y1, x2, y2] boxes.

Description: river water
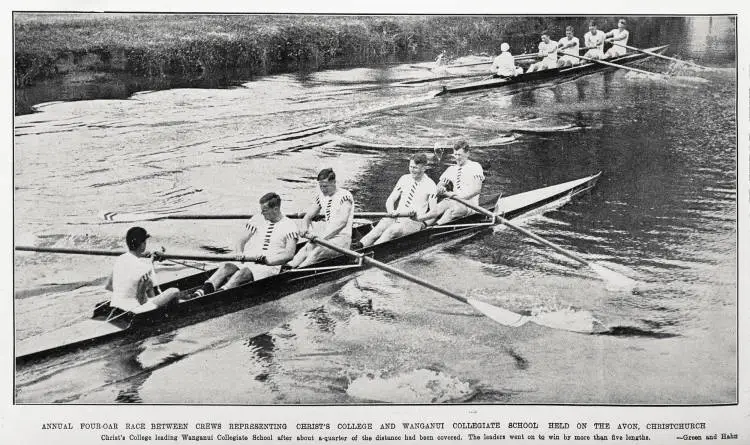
[[13, 17, 737, 404]]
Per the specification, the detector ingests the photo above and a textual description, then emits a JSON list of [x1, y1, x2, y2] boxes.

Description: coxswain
[[105, 227, 179, 312], [603, 19, 630, 59], [526, 31, 559, 73], [417, 140, 485, 226], [188, 192, 298, 299], [583, 21, 606, 60], [557, 26, 581, 67], [491, 43, 523, 77], [357, 153, 437, 247], [287, 168, 355, 268]]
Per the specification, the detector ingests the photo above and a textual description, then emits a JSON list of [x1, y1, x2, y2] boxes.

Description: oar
[[610, 42, 710, 70], [15, 245, 262, 263], [446, 195, 636, 291], [99, 210, 413, 223], [448, 60, 492, 68], [560, 51, 669, 79], [304, 235, 529, 327], [449, 54, 536, 69]]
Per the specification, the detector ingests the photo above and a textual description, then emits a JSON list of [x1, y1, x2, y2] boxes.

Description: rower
[[188, 192, 299, 299], [491, 43, 523, 77], [287, 168, 355, 269], [557, 26, 581, 67], [417, 140, 485, 226], [105, 226, 179, 312], [603, 19, 630, 59], [435, 50, 447, 66], [356, 153, 437, 248], [583, 21, 606, 60], [526, 31, 559, 73]]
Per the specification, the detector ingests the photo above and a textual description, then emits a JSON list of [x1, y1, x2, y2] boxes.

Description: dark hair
[[541, 30, 550, 37], [410, 153, 428, 165], [259, 192, 281, 208], [566, 26, 574, 33], [317, 168, 336, 181], [589, 21, 597, 27], [453, 140, 470, 152], [126, 226, 149, 250]]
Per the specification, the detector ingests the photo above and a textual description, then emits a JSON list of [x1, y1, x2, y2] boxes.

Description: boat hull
[[435, 45, 669, 96], [16, 173, 601, 363]]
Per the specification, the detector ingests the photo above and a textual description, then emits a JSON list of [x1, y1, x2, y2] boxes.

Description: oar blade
[[589, 262, 638, 292], [467, 298, 529, 327]]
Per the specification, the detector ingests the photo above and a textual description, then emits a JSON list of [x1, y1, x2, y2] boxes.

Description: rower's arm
[[265, 234, 298, 266], [104, 273, 113, 292], [384, 186, 402, 214], [301, 203, 322, 233], [610, 31, 628, 42], [235, 230, 253, 253], [320, 200, 353, 240]]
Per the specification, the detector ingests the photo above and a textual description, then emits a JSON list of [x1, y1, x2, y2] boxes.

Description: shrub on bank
[[14, 14, 682, 87]]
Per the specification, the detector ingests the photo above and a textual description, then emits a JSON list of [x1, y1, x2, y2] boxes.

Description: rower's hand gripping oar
[[302, 235, 530, 327], [446, 194, 637, 292]]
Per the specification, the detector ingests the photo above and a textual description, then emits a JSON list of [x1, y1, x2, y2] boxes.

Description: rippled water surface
[[14, 17, 737, 404]]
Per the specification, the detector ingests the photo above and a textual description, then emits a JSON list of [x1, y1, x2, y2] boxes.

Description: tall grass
[[14, 14, 684, 87]]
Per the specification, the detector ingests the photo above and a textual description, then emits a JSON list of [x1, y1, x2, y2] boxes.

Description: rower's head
[[453, 140, 471, 165], [618, 19, 627, 29], [316, 168, 338, 197], [500, 42, 510, 53], [408, 153, 429, 179], [259, 192, 283, 222], [126, 226, 150, 253], [565, 26, 574, 38], [589, 21, 598, 33], [541, 31, 551, 43]]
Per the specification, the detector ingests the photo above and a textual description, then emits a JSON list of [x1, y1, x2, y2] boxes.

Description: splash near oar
[[446, 194, 637, 292], [303, 235, 530, 327]]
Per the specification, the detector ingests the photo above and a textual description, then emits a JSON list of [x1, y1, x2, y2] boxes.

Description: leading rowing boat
[[16, 172, 601, 363], [435, 45, 669, 96]]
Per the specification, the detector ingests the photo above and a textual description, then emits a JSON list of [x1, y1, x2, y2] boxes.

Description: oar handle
[[304, 236, 468, 304], [445, 195, 589, 266]]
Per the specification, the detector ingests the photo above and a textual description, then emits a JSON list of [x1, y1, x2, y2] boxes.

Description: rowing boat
[[16, 172, 601, 363], [435, 45, 669, 96]]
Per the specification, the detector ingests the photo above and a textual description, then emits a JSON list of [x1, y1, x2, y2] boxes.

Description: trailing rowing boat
[[435, 45, 669, 96], [16, 172, 601, 363]]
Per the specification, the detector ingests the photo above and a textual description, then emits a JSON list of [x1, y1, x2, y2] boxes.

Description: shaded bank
[[15, 14, 689, 115]]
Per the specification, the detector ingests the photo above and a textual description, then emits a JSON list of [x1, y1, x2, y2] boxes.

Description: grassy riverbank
[[16, 14, 680, 88]]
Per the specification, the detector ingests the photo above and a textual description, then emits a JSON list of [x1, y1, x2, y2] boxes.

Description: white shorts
[[584, 49, 605, 60], [559, 55, 580, 66], [606, 46, 627, 58], [228, 261, 281, 281]]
